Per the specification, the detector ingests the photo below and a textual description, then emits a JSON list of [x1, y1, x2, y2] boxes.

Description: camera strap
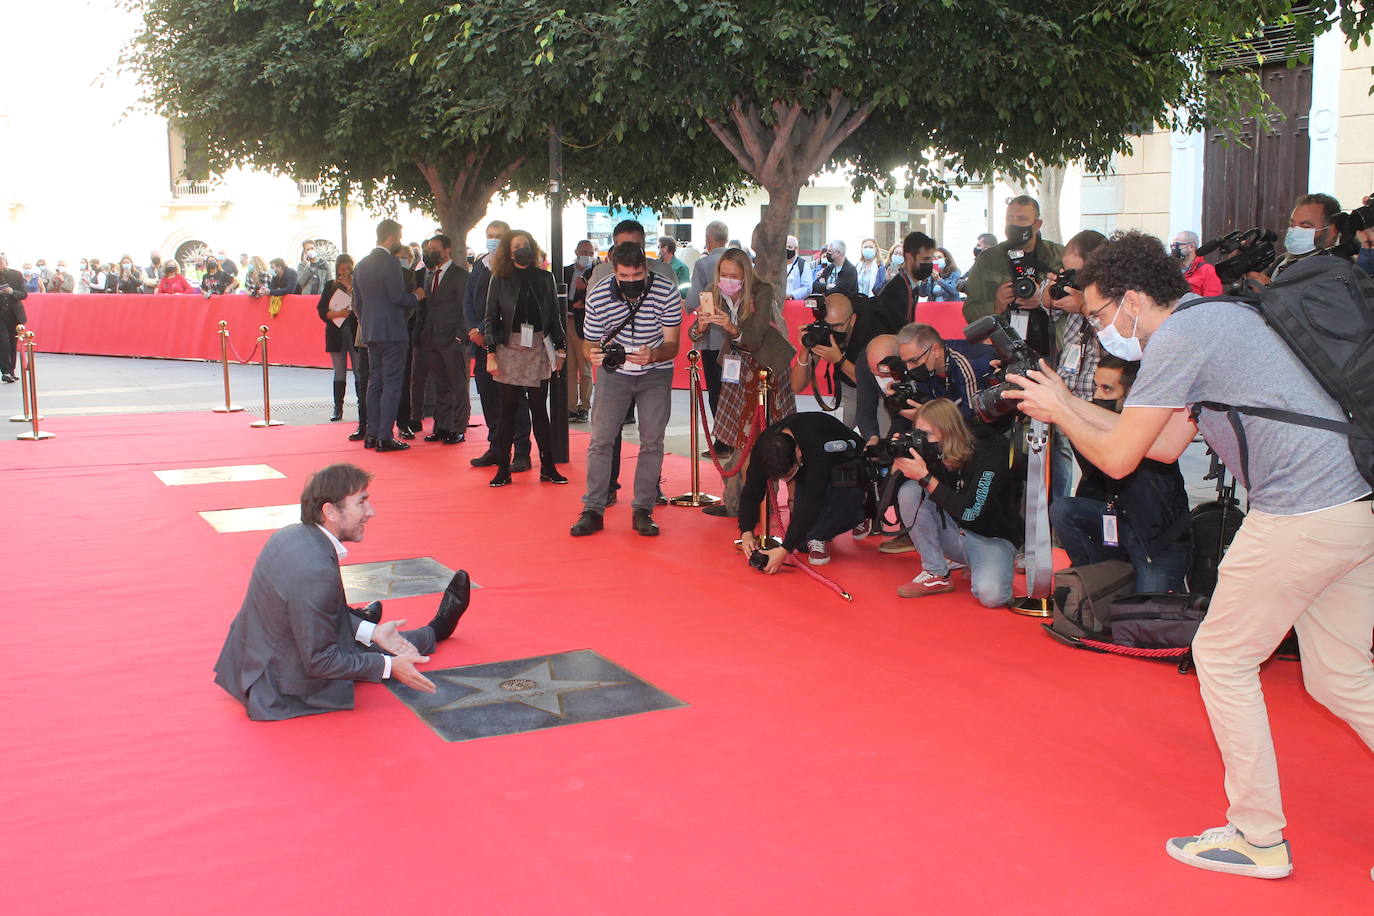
[[602, 292, 648, 347]]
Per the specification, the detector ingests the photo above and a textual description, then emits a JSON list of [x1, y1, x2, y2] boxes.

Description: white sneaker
[[851, 519, 871, 540], [807, 539, 831, 565]]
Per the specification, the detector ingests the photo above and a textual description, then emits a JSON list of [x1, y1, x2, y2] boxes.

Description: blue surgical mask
[[862, 247, 877, 260], [576, 255, 594, 269], [485, 238, 500, 253], [1096, 305, 1142, 361], [1284, 226, 1317, 256]]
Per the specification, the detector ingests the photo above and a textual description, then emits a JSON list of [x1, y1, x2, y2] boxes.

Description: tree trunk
[[1037, 165, 1066, 244], [706, 91, 874, 301], [416, 152, 526, 248]]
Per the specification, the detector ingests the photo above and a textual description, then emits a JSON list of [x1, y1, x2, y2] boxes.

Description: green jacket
[[962, 236, 1065, 324]]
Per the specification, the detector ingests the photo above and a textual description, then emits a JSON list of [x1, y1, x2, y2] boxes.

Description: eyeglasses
[[906, 344, 935, 368], [1084, 298, 1120, 332]]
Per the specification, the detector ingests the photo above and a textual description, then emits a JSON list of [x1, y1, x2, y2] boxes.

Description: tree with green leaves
[[125, 0, 748, 245], [342, 0, 1371, 285]]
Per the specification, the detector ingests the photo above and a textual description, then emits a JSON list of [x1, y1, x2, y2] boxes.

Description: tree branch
[[760, 100, 803, 183], [705, 117, 753, 174]]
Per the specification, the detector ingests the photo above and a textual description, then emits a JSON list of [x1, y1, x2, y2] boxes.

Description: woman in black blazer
[[315, 254, 362, 426], [483, 230, 567, 487]]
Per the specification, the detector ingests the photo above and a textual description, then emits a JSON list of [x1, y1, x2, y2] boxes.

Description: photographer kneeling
[[890, 399, 1021, 606], [738, 413, 866, 570]]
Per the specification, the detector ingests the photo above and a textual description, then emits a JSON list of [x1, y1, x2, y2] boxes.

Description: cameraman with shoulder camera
[[1005, 230, 1373, 881], [738, 412, 867, 571], [1246, 193, 1342, 286], [889, 398, 1021, 605], [571, 241, 683, 539], [1169, 231, 1222, 296], [963, 195, 1064, 357]]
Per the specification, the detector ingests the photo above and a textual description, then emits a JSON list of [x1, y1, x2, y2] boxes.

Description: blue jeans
[[897, 480, 1016, 607], [1050, 496, 1190, 593]]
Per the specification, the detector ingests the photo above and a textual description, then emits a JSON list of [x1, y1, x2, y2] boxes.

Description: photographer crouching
[[738, 413, 867, 571], [888, 399, 1021, 605], [1005, 230, 1374, 880]]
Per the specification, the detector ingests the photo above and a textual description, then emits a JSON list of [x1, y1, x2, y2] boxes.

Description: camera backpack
[[1045, 559, 1136, 641], [1185, 496, 1245, 596], [1105, 593, 1210, 650], [1183, 255, 1374, 491]]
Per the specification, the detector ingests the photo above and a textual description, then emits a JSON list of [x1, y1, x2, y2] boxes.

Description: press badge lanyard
[[1102, 498, 1120, 547]]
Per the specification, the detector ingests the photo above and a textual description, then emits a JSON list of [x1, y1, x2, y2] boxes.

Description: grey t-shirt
[[1126, 297, 1370, 515]]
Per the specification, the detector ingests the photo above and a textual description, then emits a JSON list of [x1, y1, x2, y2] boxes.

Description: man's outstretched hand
[[374, 619, 421, 658], [392, 654, 436, 693]]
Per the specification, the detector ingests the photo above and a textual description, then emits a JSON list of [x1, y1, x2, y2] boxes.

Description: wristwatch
[[916, 473, 933, 488]]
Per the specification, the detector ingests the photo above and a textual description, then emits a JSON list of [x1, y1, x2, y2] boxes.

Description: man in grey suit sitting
[[214, 463, 470, 721], [355, 219, 425, 452]]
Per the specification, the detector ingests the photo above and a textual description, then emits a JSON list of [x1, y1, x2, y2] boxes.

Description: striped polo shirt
[[583, 271, 684, 374]]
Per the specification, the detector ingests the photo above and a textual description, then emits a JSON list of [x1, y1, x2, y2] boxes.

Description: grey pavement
[[4, 353, 1230, 505]]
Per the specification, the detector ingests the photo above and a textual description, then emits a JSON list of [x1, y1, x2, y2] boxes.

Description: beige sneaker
[[878, 533, 915, 554]]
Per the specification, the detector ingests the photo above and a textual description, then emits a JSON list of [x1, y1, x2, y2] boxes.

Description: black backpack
[[1183, 255, 1374, 491]]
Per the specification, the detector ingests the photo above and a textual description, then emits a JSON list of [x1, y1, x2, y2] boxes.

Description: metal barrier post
[[213, 320, 244, 413], [9, 324, 40, 424], [249, 325, 284, 428], [757, 368, 781, 550], [670, 350, 721, 508], [16, 331, 54, 441]]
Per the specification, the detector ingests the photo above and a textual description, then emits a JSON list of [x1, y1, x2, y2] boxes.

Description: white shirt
[[318, 524, 389, 678]]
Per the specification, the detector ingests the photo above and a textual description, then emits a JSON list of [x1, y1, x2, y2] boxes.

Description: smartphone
[[698, 290, 717, 319]]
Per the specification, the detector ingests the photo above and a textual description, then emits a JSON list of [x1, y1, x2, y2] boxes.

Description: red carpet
[[2, 411, 1370, 914]]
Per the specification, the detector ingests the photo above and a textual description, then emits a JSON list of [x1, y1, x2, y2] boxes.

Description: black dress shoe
[[353, 600, 382, 624], [702, 504, 735, 517], [376, 438, 411, 452], [632, 509, 660, 537], [399, 428, 415, 440], [330, 407, 343, 422], [427, 570, 471, 641], [510, 455, 533, 473], [470, 450, 500, 467], [540, 467, 569, 484], [489, 470, 512, 487], [1, 374, 15, 384], [424, 429, 448, 442], [364, 436, 379, 449], [441, 432, 464, 445], [570, 510, 604, 537], [349, 426, 366, 441]]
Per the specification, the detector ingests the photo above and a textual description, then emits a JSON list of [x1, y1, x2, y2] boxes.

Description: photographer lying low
[[888, 399, 1021, 605], [738, 412, 867, 570], [1001, 230, 1373, 881]]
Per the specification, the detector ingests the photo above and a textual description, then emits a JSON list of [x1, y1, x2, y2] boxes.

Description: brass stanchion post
[[670, 350, 721, 507], [757, 368, 781, 550], [16, 331, 54, 441], [9, 324, 40, 423], [249, 325, 283, 428], [213, 320, 243, 413]]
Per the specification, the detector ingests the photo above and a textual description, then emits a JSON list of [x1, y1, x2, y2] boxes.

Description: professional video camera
[[877, 355, 932, 412], [964, 315, 1043, 423], [1197, 228, 1278, 286], [1048, 268, 1080, 301], [1327, 193, 1374, 257], [799, 295, 834, 350], [1007, 249, 1039, 301]]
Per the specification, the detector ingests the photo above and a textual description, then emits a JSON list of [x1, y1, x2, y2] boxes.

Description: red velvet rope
[[693, 366, 768, 479], [223, 332, 262, 366], [1078, 639, 1191, 658]]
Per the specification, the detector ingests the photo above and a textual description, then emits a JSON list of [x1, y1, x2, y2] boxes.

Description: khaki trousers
[[565, 317, 593, 412], [1193, 497, 1374, 845]]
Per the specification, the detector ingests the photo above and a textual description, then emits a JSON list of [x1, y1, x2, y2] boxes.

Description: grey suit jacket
[[214, 524, 387, 721], [353, 246, 418, 345], [416, 261, 470, 346]]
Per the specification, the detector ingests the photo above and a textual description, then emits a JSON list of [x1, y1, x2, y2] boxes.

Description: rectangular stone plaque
[[387, 649, 687, 742], [340, 557, 478, 604], [198, 504, 299, 533], [155, 464, 285, 486]]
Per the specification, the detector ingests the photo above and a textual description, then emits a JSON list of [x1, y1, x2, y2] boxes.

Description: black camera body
[[1198, 228, 1278, 286], [1327, 195, 1374, 257], [878, 355, 932, 412], [799, 295, 832, 350], [1007, 249, 1038, 301], [601, 340, 627, 372], [964, 315, 1042, 423], [748, 550, 769, 570], [1049, 268, 1080, 301]]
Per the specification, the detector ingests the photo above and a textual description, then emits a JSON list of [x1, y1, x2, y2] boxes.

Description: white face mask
[[576, 255, 593, 269], [306, 250, 317, 260], [1284, 226, 1318, 256], [877, 375, 896, 395], [1096, 303, 1143, 361]]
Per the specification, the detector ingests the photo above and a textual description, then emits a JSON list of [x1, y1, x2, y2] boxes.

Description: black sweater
[[926, 425, 1022, 545], [739, 412, 863, 551]]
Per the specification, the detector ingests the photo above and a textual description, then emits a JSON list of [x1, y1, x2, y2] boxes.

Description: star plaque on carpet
[[198, 504, 299, 533], [387, 650, 687, 742], [154, 464, 285, 486], [341, 556, 480, 604]]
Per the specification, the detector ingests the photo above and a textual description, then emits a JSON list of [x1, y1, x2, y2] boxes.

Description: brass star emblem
[[428, 660, 629, 718]]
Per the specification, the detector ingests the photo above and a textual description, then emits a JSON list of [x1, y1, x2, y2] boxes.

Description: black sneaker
[[570, 510, 604, 537], [470, 450, 499, 467], [632, 509, 660, 537], [511, 455, 533, 473]]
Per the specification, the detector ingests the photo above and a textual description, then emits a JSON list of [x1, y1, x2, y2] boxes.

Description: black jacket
[[926, 424, 1022, 544], [414, 261, 470, 346], [873, 272, 916, 334], [739, 413, 863, 551], [0, 268, 28, 322], [268, 267, 299, 297], [315, 280, 357, 353], [1075, 451, 1191, 556], [812, 259, 858, 296], [485, 267, 566, 351]]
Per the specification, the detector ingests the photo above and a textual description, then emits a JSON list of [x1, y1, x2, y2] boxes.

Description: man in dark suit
[[410, 234, 471, 444], [213, 463, 471, 721], [354, 219, 424, 451], [0, 255, 29, 383]]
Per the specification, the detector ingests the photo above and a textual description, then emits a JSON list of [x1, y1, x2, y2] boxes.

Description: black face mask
[[826, 252, 837, 264], [1091, 397, 1122, 413], [512, 247, 535, 268], [422, 251, 442, 268], [912, 262, 934, 281], [1005, 224, 1035, 248], [618, 278, 646, 300], [206, 262, 219, 273], [1169, 244, 1187, 260], [786, 248, 797, 260]]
